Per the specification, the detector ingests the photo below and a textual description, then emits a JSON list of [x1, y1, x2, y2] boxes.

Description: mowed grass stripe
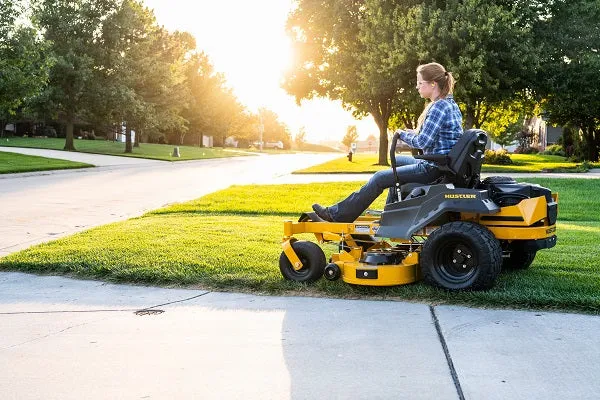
[[1, 178, 598, 313], [0, 151, 92, 174]]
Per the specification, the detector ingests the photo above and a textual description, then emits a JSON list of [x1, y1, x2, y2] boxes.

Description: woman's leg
[[324, 161, 440, 222], [386, 155, 419, 203]]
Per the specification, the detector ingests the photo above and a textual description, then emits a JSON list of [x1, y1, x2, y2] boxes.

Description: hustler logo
[[444, 194, 477, 199]]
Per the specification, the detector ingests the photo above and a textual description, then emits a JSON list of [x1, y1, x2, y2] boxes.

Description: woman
[[312, 62, 463, 222]]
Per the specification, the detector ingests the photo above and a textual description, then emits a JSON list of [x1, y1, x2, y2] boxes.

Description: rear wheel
[[502, 242, 537, 270], [279, 241, 326, 283], [420, 222, 502, 290]]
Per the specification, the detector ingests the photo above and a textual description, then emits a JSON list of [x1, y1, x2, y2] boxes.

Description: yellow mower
[[279, 130, 558, 290]]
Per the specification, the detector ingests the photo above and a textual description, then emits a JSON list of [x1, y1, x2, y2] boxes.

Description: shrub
[[484, 149, 513, 165], [543, 144, 565, 157], [514, 146, 539, 154]]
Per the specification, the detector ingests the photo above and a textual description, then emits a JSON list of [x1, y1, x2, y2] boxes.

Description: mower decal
[[444, 194, 477, 199], [354, 224, 371, 233]]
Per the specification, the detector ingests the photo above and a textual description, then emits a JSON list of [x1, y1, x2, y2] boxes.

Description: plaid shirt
[[398, 95, 463, 155]]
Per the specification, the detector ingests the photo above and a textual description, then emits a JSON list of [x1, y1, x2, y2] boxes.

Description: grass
[[1, 177, 599, 314], [295, 153, 598, 174], [0, 137, 251, 161], [0, 151, 92, 174]]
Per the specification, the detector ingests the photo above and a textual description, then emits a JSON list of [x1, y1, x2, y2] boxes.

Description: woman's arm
[[399, 102, 448, 150]]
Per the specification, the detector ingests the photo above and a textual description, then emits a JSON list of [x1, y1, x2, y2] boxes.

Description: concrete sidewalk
[[0, 146, 165, 167], [2, 272, 599, 400], [1, 149, 599, 399]]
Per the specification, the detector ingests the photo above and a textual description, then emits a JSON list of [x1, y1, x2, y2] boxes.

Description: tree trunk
[[125, 122, 132, 153], [584, 126, 598, 161], [64, 115, 76, 151], [134, 126, 140, 148], [370, 99, 392, 165], [464, 105, 475, 130], [199, 132, 204, 147], [375, 117, 389, 166], [0, 119, 5, 138], [592, 129, 600, 161]]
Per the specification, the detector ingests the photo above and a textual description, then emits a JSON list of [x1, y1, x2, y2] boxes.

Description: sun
[[143, 0, 294, 111], [143, 0, 379, 142]]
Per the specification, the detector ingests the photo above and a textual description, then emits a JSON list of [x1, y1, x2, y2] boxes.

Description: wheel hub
[[440, 243, 477, 280]]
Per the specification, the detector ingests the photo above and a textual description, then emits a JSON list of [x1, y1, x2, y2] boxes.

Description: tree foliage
[[415, 0, 540, 129], [22, 0, 263, 152], [284, 0, 421, 164], [0, 0, 50, 134], [32, 0, 120, 150], [283, 0, 541, 163], [534, 0, 600, 161], [341, 125, 359, 150]]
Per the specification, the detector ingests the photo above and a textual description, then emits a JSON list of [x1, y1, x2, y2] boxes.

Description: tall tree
[[0, 0, 50, 136], [182, 51, 236, 147], [341, 125, 359, 150], [258, 108, 292, 149], [32, 0, 119, 150], [534, 0, 600, 161], [284, 0, 422, 165], [99, 1, 192, 151], [414, 0, 540, 129]]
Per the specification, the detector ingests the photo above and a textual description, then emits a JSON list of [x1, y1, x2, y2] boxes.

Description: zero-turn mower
[[279, 129, 558, 290]]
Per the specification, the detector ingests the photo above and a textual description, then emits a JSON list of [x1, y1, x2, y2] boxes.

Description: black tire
[[420, 221, 502, 290], [502, 242, 537, 270], [482, 176, 517, 184], [279, 241, 326, 283]]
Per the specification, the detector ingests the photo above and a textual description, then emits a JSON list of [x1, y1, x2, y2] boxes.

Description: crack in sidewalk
[[0, 291, 212, 349], [430, 305, 465, 400]]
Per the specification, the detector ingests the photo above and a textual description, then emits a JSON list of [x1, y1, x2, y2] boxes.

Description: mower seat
[[399, 129, 488, 199]]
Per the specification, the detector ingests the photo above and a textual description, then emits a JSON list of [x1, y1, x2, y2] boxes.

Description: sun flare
[[143, 0, 378, 142]]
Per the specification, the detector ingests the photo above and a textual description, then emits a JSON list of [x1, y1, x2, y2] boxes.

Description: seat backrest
[[443, 129, 488, 188]]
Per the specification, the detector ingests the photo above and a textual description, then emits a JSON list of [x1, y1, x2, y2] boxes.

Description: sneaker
[[312, 203, 335, 222]]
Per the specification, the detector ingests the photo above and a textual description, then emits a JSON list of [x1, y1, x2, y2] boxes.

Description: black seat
[[397, 129, 488, 200]]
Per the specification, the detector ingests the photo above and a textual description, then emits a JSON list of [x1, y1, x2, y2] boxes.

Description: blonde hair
[[415, 62, 455, 132]]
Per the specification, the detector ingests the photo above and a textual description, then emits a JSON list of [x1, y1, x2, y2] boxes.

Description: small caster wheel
[[324, 263, 341, 281]]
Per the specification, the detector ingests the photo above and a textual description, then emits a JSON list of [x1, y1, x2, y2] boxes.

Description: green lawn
[[0, 137, 251, 161], [0, 151, 92, 174], [1, 177, 599, 314], [295, 153, 597, 174]]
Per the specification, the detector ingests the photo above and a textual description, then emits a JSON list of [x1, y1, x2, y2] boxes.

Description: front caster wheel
[[324, 263, 342, 281], [279, 241, 326, 283], [420, 222, 502, 290]]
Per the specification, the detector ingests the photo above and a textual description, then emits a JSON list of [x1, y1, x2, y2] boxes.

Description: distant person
[[312, 62, 463, 222]]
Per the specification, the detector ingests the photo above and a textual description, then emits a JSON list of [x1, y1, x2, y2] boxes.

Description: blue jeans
[[327, 155, 441, 222]]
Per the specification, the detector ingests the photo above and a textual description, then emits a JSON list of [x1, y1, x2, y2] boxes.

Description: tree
[[341, 125, 359, 151], [182, 52, 222, 147], [414, 0, 540, 129], [99, 2, 194, 152], [32, 0, 120, 151], [481, 97, 537, 148], [284, 0, 540, 164], [258, 108, 292, 149], [534, 0, 600, 161], [0, 0, 50, 136], [283, 0, 423, 165], [295, 127, 307, 149]]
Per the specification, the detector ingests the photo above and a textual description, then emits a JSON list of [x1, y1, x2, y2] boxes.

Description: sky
[[142, 0, 379, 143]]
